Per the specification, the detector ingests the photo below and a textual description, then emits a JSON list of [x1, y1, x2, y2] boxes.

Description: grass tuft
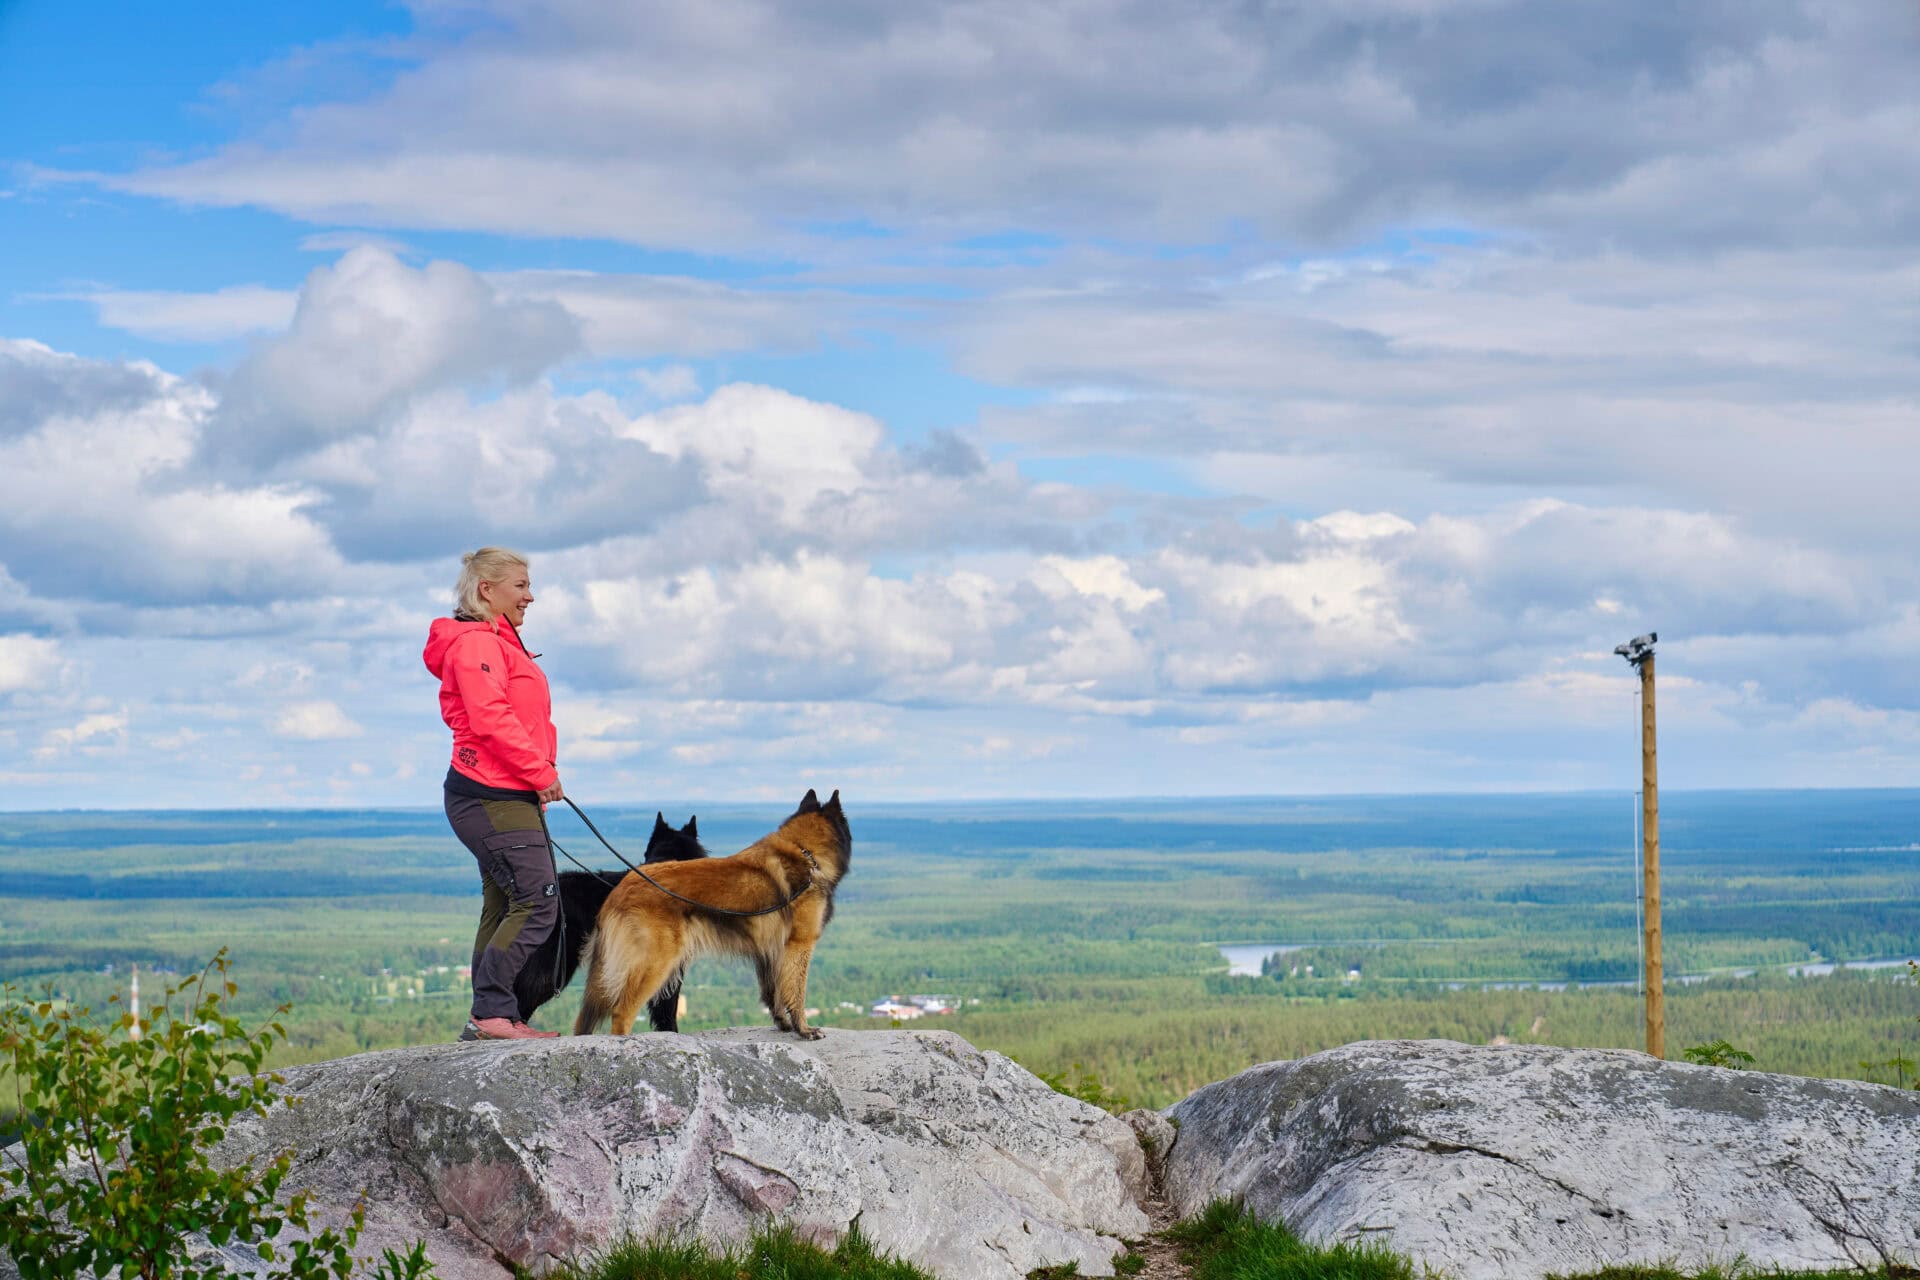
[[1166, 1200, 1416, 1280], [550, 1221, 934, 1280], [1553, 1266, 1920, 1280], [547, 1199, 1917, 1280], [1168, 1202, 1919, 1280]]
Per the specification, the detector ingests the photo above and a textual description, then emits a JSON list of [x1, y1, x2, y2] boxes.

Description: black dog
[[513, 812, 707, 1032]]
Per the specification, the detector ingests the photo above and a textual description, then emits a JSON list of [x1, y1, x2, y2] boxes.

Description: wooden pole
[[1640, 653, 1663, 1059]]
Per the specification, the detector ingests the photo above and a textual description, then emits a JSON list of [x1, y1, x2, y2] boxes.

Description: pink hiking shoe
[[466, 1017, 558, 1041]]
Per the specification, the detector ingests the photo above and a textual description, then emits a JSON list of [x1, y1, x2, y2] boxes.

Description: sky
[[2, 0, 1918, 808]]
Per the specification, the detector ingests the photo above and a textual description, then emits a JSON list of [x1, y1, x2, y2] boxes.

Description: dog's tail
[[572, 928, 611, 1035]]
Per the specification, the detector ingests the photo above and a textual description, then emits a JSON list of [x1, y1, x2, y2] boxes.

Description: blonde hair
[[454, 547, 529, 621]]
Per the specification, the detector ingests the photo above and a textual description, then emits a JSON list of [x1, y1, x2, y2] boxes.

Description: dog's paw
[[794, 1026, 826, 1040]]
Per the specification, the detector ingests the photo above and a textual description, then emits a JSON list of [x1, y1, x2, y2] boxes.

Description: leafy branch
[[0, 949, 427, 1280]]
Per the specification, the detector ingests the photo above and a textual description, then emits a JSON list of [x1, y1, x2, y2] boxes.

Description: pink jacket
[[423, 616, 558, 793]]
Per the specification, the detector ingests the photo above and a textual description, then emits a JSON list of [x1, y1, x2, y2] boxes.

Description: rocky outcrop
[[16, 1033, 1914, 1280], [207, 1028, 1147, 1280], [1163, 1038, 1920, 1279]]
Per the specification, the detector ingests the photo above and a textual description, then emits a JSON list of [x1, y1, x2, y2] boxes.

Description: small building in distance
[[871, 994, 959, 1018]]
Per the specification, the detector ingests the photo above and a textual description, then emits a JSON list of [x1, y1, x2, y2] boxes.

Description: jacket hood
[[423, 616, 493, 679]]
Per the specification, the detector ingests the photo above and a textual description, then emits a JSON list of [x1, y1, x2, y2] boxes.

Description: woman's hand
[[538, 778, 565, 803]]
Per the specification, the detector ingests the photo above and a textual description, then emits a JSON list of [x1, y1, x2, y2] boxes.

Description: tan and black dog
[[574, 788, 850, 1038], [509, 812, 707, 1033]]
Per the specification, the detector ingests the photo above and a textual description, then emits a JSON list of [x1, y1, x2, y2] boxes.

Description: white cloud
[[2, 190, 1916, 801], [1035, 556, 1164, 612], [202, 247, 581, 469], [147, 727, 203, 752], [567, 551, 972, 700], [237, 661, 317, 693], [271, 700, 363, 740], [36, 711, 128, 759], [0, 338, 166, 437], [491, 272, 825, 359], [531, 489, 1910, 735], [293, 382, 694, 558], [85, 3, 1920, 256], [298, 230, 412, 255], [631, 364, 702, 402], [56, 284, 296, 342], [4, 263, 701, 577], [964, 242, 1920, 558], [5, 310, 1910, 762], [625, 384, 884, 524], [0, 635, 63, 696], [551, 696, 645, 762], [0, 341, 347, 604]]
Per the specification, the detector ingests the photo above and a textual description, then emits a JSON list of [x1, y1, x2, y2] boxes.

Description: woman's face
[[479, 569, 535, 628]]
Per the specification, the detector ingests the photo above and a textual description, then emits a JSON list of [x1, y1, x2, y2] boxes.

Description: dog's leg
[[572, 932, 608, 1035], [608, 930, 684, 1035], [773, 932, 824, 1040], [753, 951, 793, 1032], [646, 965, 685, 1033], [574, 987, 606, 1036], [610, 958, 679, 1035]]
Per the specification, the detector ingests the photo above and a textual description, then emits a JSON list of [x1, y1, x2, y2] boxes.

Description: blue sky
[[3, 0, 1919, 807]]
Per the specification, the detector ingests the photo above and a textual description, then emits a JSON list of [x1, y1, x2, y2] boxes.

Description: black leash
[[550, 795, 817, 918], [548, 834, 623, 888], [533, 803, 568, 992]]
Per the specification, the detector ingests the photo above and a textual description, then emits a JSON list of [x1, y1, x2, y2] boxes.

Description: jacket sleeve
[[446, 634, 559, 791]]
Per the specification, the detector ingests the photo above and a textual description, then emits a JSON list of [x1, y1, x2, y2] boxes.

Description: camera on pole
[[1614, 633, 1656, 667]]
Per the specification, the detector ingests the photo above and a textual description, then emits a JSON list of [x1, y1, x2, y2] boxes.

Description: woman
[[423, 547, 566, 1041]]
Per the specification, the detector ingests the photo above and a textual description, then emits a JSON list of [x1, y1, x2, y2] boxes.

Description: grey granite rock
[[1163, 1039, 1920, 1279], [1116, 1108, 1175, 1191], [206, 1028, 1147, 1280]]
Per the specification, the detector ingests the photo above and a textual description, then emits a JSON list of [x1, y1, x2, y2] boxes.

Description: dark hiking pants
[[445, 791, 558, 1023]]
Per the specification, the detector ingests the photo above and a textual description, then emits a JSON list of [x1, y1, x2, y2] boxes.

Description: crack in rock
[[1413, 1137, 1615, 1214]]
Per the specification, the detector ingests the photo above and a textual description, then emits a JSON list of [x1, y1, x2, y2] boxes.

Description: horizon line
[[1, 782, 1914, 817]]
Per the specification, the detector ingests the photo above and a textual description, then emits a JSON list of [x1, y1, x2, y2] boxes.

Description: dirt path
[[1123, 1184, 1190, 1279]]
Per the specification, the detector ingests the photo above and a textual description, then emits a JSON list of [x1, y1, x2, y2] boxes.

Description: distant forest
[[2, 791, 1915, 1107]]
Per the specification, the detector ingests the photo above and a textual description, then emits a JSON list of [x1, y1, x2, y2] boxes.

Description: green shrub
[[1855, 1056, 1916, 1088], [1908, 961, 1920, 1091], [1029, 1061, 1132, 1115], [1026, 1247, 1146, 1279], [1859, 962, 1920, 1089], [1682, 1040, 1756, 1069], [0, 950, 427, 1280], [1864, 960, 1920, 1090]]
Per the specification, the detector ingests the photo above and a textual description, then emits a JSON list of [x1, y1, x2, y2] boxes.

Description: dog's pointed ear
[[823, 789, 842, 814], [682, 815, 698, 838], [653, 811, 669, 834], [799, 788, 821, 814]]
